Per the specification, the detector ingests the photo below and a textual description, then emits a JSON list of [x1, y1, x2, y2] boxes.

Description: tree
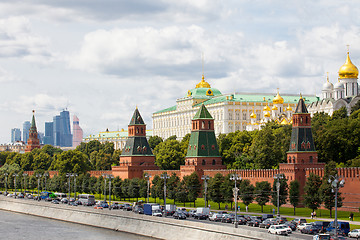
[[167, 173, 180, 204], [208, 173, 225, 209], [32, 152, 51, 171], [50, 150, 90, 175], [320, 161, 343, 217], [41, 145, 63, 157], [255, 181, 271, 213], [112, 177, 123, 199], [184, 172, 201, 207], [128, 178, 140, 201], [148, 136, 163, 150], [154, 140, 185, 170], [151, 175, 163, 203], [304, 173, 322, 212], [289, 180, 300, 215], [221, 175, 234, 209], [271, 175, 288, 209], [331, 107, 348, 120], [175, 179, 188, 207], [239, 179, 255, 207], [180, 133, 191, 155], [250, 128, 277, 169], [166, 135, 177, 141]]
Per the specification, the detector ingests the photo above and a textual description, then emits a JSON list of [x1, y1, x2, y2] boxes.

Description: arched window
[[202, 121, 205, 129], [208, 121, 211, 129], [292, 156, 296, 163], [288, 156, 291, 163], [202, 159, 206, 165], [212, 159, 216, 165], [309, 156, 313, 163], [136, 128, 139, 134]]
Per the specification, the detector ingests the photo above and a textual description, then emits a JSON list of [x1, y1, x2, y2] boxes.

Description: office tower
[[11, 128, 21, 142], [38, 132, 44, 144], [53, 110, 73, 147], [22, 121, 31, 144], [43, 122, 54, 145], [72, 115, 83, 148]]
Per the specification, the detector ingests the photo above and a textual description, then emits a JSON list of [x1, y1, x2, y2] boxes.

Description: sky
[[1, 0, 360, 143]]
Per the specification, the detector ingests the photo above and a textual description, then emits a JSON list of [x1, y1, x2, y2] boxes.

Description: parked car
[[247, 216, 262, 227], [99, 201, 109, 208], [278, 224, 292, 234], [51, 199, 60, 204], [260, 219, 276, 229], [194, 212, 208, 220], [301, 225, 321, 235], [26, 194, 33, 199], [312, 221, 330, 233], [221, 214, 235, 223], [17, 193, 25, 198], [123, 204, 132, 211], [61, 198, 68, 204], [283, 222, 297, 231], [111, 203, 120, 209], [189, 210, 197, 217], [326, 221, 350, 235], [292, 218, 307, 226], [348, 229, 360, 238], [209, 213, 222, 222], [69, 202, 78, 206], [235, 216, 247, 225], [275, 217, 288, 224], [152, 209, 162, 217], [297, 223, 313, 231], [173, 211, 187, 219], [268, 225, 288, 235], [262, 214, 274, 221], [94, 204, 103, 209]]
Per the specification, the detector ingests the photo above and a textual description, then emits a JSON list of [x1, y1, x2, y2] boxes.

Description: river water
[[0, 209, 154, 240]]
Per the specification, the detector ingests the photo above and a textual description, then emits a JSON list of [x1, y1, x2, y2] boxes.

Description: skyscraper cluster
[[44, 110, 73, 147], [11, 128, 21, 142]]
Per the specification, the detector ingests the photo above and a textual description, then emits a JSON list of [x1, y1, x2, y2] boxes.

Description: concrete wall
[[0, 197, 292, 240]]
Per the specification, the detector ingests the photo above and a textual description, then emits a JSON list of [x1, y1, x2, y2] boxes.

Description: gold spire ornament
[[195, 75, 211, 88], [339, 46, 358, 79]]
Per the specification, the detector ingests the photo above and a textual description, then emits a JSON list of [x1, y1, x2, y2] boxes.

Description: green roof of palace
[[84, 130, 153, 140], [193, 104, 213, 119], [154, 92, 320, 115]]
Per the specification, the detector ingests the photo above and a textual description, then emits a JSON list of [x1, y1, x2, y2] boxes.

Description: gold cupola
[[339, 51, 358, 79], [273, 90, 284, 104], [196, 75, 211, 88], [263, 100, 271, 112], [250, 108, 257, 119], [286, 104, 292, 111], [272, 105, 278, 111], [264, 111, 270, 118]]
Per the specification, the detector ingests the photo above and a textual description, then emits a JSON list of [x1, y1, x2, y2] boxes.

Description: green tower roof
[[129, 108, 145, 125], [295, 97, 308, 113], [193, 104, 213, 120]]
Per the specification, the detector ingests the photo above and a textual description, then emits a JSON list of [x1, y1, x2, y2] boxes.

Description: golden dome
[[273, 90, 284, 104], [250, 110, 256, 119], [272, 105, 278, 110], [196, 75, 211, 88], [264, 111, 270, 118], [286, 104, 292, 111], [339, 52, 358, 79], [280, 118, 290, 125], [263, 102, 271, 112]]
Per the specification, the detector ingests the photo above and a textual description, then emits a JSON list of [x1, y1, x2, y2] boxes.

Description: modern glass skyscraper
[[53, 110, 73, 147], [43, 122, 54, 145], [23, 121, 31, 144], [11, 128, 21, 142]]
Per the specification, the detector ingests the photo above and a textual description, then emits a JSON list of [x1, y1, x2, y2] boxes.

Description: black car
[[259, 219, 276, 228], [173, 211, 187, 219], [123, 204, 132, 211], [111, 203, 120, 209], [221, 214, 235, 223], [301, 225, 321, 234], [284, 222, 296, 231], [194, 213, 208, 220], [275, 217, 288, 224], [235, 216, 247, 225], [261, 214, 274, 221]]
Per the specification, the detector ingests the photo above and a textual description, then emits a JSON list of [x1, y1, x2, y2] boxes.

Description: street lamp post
[[201, 175, 210, 208], [66, 173, 71, 204], [102, 174, 107, 202], [328, 174, 345, 237], [4, 173, 8, 194], [160, 173, 170, 217], [274, 173, 284, 217], [43, 173, 49, 192], [144, 173, 151, 203], [73, 173, 78, 200], [36, 173, 42, 200], [13, 173, 19, 198], [230, 173, 242, 228], [22, 173, 28, 194], [105, 174, 114, 210]]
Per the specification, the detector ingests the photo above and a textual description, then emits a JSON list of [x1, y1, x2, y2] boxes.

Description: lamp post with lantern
[[230, 173, 241, 228]]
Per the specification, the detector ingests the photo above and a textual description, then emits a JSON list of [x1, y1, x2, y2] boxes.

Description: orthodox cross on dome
[[347, 44, 350, 53], [326, 72, 329, 82]]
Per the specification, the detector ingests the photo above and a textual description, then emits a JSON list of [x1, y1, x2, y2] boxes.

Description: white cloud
[[0, 16, 53, 63]]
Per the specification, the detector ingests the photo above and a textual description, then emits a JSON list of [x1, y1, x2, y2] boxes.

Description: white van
[[78, 194, 95, 206]]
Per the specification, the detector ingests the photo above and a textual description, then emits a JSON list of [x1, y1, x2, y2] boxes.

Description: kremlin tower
[[25, 110, 41, 153]]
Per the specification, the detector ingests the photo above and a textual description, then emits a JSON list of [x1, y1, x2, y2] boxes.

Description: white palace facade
[[152, 75, 318, 140]]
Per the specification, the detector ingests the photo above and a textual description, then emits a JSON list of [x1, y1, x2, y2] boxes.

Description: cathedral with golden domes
[[152, 76, 318, 138], [308, 50, 360, 116]]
